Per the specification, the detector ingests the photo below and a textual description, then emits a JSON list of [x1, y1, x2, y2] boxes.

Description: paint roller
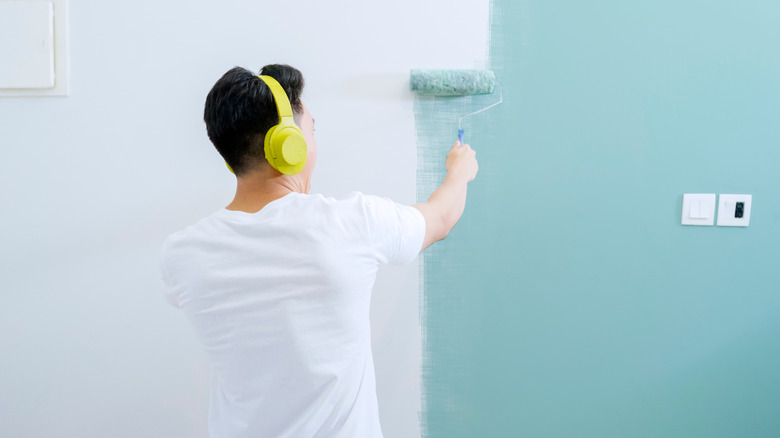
[[409, 69, 503, 143]]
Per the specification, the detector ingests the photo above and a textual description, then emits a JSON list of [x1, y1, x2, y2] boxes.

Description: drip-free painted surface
[[414, 1, 780, 436]]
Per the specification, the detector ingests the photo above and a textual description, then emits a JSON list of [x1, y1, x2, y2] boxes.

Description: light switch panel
[[0, 1, 54, 89], [682, 194, 716, 226], [0, 0, 68, 96], [717, 194, 752, 227]]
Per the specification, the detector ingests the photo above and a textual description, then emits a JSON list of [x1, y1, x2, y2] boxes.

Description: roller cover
[[409, 69, 496, 96]]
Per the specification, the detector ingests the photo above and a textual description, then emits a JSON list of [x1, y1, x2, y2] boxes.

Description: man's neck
[[226, 168, 309, 213]]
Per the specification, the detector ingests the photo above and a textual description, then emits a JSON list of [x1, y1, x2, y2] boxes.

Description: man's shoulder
[[302, 191, 371, 213], [311, 191, 404, 209], [160, 210, 222, 254], [309, 190, 364, 204], [305, 192, 419, 225], [160, 191, 400, 251]]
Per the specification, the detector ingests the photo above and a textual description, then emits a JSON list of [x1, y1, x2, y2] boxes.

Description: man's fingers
[[452, 140, 472, 150]]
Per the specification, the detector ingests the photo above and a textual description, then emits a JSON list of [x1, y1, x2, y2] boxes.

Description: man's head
[[204, 64, 315, 178]]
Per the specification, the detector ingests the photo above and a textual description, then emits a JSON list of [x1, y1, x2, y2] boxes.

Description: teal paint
[[414, 1, 780, 437]]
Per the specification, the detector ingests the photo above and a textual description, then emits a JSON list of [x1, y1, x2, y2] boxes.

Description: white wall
[[0, 1, 488, 436]]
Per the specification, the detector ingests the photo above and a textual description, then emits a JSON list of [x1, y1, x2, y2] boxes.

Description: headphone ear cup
[[264, 124, 282, 161], [264, 123, 307, 175], [278, 128, 307, 166]]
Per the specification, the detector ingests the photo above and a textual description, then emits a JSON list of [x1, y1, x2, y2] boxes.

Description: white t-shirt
[[160, 191, 425, 438]]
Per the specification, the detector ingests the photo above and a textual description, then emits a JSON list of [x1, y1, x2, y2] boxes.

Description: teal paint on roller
[[410, 69, 502, 142], [410, 69, 496, 96]]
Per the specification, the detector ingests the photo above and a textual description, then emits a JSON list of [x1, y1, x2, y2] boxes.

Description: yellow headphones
[[225, 75, 307, 175]]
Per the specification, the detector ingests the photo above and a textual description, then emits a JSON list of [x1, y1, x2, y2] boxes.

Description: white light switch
[[689, 200, 709, 219], [717, 194, 752, 227], [682, 194, 716, 226], [0, 1, 55, 89], [0, 0, 68, 97]]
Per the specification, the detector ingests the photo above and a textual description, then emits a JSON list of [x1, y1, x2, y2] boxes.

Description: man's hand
[[445, 140, 479, 183], [413, 140, 480, 251]]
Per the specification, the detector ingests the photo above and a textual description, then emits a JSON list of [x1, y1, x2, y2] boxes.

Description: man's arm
[[413, 140, 479, 251]]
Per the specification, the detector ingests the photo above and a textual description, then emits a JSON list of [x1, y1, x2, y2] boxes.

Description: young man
[[160, 64, 478, 438]]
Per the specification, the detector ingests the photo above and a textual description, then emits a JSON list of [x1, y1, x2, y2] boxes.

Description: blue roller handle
[[458, 128, 464, 144]]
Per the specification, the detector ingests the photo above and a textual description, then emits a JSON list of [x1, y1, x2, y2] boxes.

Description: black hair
[[203, 64, 305, 175]]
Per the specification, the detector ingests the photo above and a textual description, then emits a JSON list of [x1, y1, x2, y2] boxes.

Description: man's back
[[160, 192, 425, 438]]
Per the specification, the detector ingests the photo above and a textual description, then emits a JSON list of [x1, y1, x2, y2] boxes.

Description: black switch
[[735, 202, 745, 218]]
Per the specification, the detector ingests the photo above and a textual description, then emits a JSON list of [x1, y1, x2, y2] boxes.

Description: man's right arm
[[413, 140, 479, 251]]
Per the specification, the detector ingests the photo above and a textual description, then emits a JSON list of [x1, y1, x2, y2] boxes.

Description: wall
[[415, 1, 780, 437], [0, 1, 489, 437]]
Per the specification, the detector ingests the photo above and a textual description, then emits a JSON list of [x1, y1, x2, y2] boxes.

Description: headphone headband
[[257, 75, 293, 119], [223, 73, 306, 176]]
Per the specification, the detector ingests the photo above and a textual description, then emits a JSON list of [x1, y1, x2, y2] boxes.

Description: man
[[160, 64, 478, 438]]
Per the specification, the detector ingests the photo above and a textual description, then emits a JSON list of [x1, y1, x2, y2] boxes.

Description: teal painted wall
[[415, 1, 780, 437]]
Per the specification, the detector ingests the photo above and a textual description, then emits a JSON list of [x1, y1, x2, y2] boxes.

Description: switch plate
[[0, 1, 54, 88], [682, 194, 716, 226], [717, 194, 752, 227], [0, 0, 68, 97]]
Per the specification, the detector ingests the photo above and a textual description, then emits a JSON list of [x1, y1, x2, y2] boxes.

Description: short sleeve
[[362, 194, 426, 265]]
